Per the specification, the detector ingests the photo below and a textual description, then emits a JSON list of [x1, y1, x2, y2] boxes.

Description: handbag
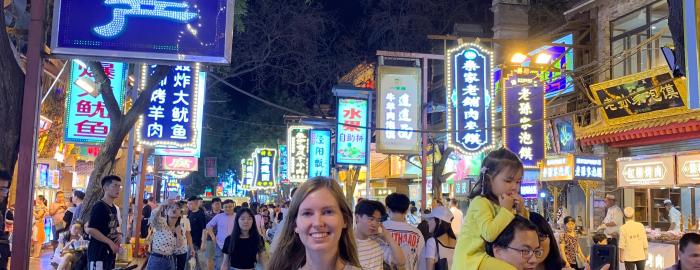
[[434, 238, 449, 270]]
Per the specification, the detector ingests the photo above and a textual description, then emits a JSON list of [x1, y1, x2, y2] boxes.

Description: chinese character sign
[[336, 98, 369, 165], [376, 66, 421, 154], [239, 158, 254, 190], [205, 157, 217, 177], [161, 156, 198, 171], [446, 44, 495, 154], [520, 181, 538, 199], [253, 148, 276, 189], [541, 155, 575, 181], [51, 0, 234, 63], [139, 64, 201, 148], [64, 60, 127, 144], [617, 156, 676, 187], [288, 126, 311, 182], [503, 74, 545, 168], [279, 144, 288, 182], [309, 129, 331, 177], [574, 157, 604, 180]]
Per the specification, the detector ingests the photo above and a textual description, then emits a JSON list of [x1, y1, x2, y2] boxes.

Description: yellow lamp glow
[[510, 53, 528, 64], [535, 53, 552, 65]]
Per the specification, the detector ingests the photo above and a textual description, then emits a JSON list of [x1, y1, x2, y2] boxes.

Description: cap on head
[[425, 206, 454, 223], [605, 194, 616, 200], [663, 199, 673, 205], [623, 207, 635, 218]]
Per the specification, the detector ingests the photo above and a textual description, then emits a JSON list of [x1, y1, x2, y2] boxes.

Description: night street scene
[[1, 0, 700, 269]]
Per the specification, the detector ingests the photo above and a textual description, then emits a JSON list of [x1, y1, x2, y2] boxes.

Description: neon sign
[[376, 66, 421, 153], [288, 126, 311, 182], [253, 148, 276, 189], [336, 98, 369, 165], [503, 74, 545, 168], [308, 130, 331, 177]]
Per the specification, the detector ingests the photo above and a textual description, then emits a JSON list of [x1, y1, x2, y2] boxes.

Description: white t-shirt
[[602, 206, 623, 238], [382, 220, 425, 270], [449, 206, 463, 236], [423, 237, 454, 270], [668, 207, 681, 232], [618, 220, 648, 262], [355, 237, 384, 270]]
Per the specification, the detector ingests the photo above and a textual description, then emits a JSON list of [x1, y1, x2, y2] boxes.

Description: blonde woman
[[267, 177, 361, 270]]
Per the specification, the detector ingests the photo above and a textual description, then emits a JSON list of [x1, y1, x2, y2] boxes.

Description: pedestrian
[[619, 207, 648, 270], [560, 216, 587, 270], [664, 199, 682, 232], [220, 207, 268, 270], [49, 190, 69, 247], [85, 175, 122, 270], [204, 197, 222, 270], [187, 196, 207, 270], [32, 195, 48, 258], [205, 199, 236, 270], [145, 202, 182, 270], [353, 199, 405, 270], [141, 197, 156, 239], [528, 212, 565, 270], [448, 198, 463, 236], [0, 170, 13, 270], [486, 216, 541, 270], [597, 194, 623, 246], [267, 177, 361, 270], [666, 232, 700, 270], [64, 190, 85, 228], [174, 201, 194, 270], [406, 206, 420, 226], [383, 192, 424, 270], [423, 206, 457, 270], [452, 148, 528, 270], [51, 223, 88, 270], [417, 209, 432, 242]]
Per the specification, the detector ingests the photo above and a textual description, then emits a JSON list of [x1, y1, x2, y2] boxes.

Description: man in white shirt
[[598, 194, 623, 246], [384, 193, 425, 270], [664, 199, 682, 232], [619, 207, 648, 270], [354, 199, 405, 270], [448, 198, 463, 236]]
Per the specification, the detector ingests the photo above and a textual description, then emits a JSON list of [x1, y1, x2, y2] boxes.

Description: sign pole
[[133, 149, 148, 257], [11, 0, 45, 267], [421, 57, 429, 210]]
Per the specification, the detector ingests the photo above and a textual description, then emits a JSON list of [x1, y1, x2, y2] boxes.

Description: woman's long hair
[[432, 219, 456, 239], [227, 207, 264, 259], [529, 212, 565, 270], [266, 177, 360, 270]]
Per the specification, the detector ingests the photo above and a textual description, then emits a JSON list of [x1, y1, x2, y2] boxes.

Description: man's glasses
[[507, 246, 544, 259]]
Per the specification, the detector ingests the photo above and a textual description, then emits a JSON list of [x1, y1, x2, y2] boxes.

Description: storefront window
[[610, 1, 672, 78]]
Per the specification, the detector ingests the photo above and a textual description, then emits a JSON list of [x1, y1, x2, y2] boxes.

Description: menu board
[[677, 153, 700, 185], [617, 155, 676, 188]]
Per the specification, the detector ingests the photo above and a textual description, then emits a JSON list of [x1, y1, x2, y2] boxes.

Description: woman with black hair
[[528, 212, 565, 270], [424, 206, 457, 270], [220, 207, 267, 270]]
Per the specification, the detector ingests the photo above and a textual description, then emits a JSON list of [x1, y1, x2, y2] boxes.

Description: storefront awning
[[577, 110, 700, 147]]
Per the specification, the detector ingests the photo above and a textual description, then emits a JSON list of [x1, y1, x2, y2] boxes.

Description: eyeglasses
[[507, 246, 544, 259]]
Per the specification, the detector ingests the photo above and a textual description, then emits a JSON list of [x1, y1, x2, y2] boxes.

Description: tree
[[430, 144, 454, 203], [0, 0, 25, 175]]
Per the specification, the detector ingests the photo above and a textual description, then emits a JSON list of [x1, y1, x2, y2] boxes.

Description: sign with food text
[[446, 43, 495, 155], [253, 148, 276, 189], [541, 155, 575, 181], [574, 156, 604, 181], [161, 156, 198, 172], [676, 153, 700, 185], [288, 126, 311, 182], [503, 74, 545, 168], [51, 0, 235, 63], [591, 66, 688, 125], [240, 158, 254, 190], [520, 181, 538, 199], [617, 155, 676, 187], [376, 66, 421, 154], [64, 60, 127, 144], [138, 64, 201, 148], [278, 144, 288, 183], [336, 98, 369, 165], [308, 129, 331, 177]]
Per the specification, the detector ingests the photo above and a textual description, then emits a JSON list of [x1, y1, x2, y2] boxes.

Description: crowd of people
[[0, 148, 699, 270]]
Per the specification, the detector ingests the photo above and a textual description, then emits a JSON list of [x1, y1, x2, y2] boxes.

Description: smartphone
[[590, 245, 617, 270]]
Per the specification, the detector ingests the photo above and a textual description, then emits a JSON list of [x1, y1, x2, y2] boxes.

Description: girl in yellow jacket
[[452, 148, 529, 270]]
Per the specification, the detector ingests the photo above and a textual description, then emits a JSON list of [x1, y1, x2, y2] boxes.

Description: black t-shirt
[[87, 200, 119, 262], [188, 209, 206, 248], [222, 235, 262, 269]]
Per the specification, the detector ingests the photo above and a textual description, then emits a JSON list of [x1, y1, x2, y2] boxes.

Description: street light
[[534, 52, 552, 65], [510, 53, 528, 64]]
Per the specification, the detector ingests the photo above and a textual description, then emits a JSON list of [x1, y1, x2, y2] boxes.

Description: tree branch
[[88, 61, 123, 125], [122, 65, 172, 128]]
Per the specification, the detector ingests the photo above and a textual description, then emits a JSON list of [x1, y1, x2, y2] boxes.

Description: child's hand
[[499, 194, 515, 210], [513, 194, 526, 215]]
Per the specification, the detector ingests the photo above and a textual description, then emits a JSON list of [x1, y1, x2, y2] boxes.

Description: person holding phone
[[353, 199, 405, 270]]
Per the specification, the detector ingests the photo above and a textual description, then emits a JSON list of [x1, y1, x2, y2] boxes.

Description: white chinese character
[[148, 105, 165, 121], [92, 0, 198, 38], [519, 131, 533, 145], [385, 121, 396, 139], [262, 174, 271, 181], [261, 166, 270, 173], [644, 166, 653, 179], [464, 121, 478, 130], [520, 117, 533, 130], [386, 112, 396, 121], [151, 88, 166, 104], [398, 108, 412, 122], [172, 107, 189, 123], [386, 93, 396, 102], [465, 109, 479, 121], [173, 90, 190, 105], [635, 167, 644, 179], [463, 72, 479, 84], [386, 102, 396, 111], [158, 76, 168, 87], [173, 72, 192, 88], [575, 166, 581, 177], [462, 60, 480, 72], [262, 157, 271, 165], [462, 85, 479, 96], [462, 133, 483, 145], [398, 94, 411, 107], [175, 65, 191, 72], [654, 165, 664, 178], [518, 88, 531, 101], [518, 102, 532, 115], [147, 123, 163, 138], [519, 147, 533, 161], [171, 124, 187, 139], [463, 96, 480, 108], [397, 124, 414, 140]]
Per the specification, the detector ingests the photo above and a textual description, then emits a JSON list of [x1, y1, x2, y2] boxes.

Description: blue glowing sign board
[[446, 44, 495, 154], [253, 149, 276, 189], [64, 60, 127, 144], [51, 0, 234, 63], [503, 74, 545, 168], [522, 34, 575, 99], [336, 98, 369, 165], [138, 64, 201, 148], [574, 156, 604, 181], [309, 129, 331, 177], [278, 144, 288, 182], [240, 158, 254, 190], [553, 116, 576, 153]]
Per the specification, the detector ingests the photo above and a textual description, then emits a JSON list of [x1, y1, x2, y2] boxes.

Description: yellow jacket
[[452, 196, 526, 270]]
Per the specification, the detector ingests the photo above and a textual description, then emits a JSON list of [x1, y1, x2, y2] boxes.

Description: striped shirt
[[356, 237, 384, 270]]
